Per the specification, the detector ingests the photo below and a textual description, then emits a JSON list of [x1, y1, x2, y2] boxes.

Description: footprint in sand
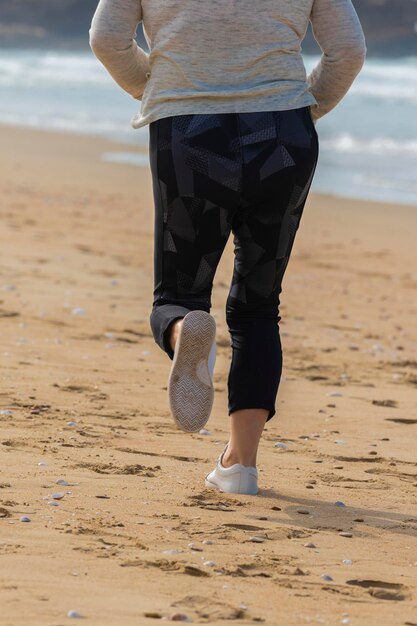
[[185, 492, 245, 512], [346, 579, 410, 601], [385, 418, 417, 425], [372, 399, 398, 408], [222, 523, 266, 531], [75, 462, 161, 476], [116, 447, 200, 463]]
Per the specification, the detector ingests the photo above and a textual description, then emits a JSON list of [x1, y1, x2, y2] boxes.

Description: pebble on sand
[[274, 442, 287, 449], [249, 536, 265, 543], [326, 391, 343, 397], [304, 542, 316, 548], [170, 614, 192, 622], [56, 479, 70, 486], [203, 560, 216, 566], [339, 532, 353, 538], [342, 559, 353, 565], [199, 428, 211, 435], [0, 409, 13, 416], [20, 516, 31, 522], [335, 501, 346, 507], [52, 493, 65, 500], [67, 610, 83, 619], [321, 574, 334, 581], [71, 307, 86, 316]]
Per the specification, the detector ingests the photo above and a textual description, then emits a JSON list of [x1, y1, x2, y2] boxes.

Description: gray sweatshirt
[[89, 0, 366, 129]]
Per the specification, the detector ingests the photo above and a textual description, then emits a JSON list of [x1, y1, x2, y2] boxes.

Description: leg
[[222, 409, 268, 467], [167, 317, 184, 353], [148, 114, 239, 360], [224, 107, 319, 467]]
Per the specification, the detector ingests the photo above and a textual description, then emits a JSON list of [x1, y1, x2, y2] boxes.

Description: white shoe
[[168, 310, 216, 433], [205, 445, 259, 495]]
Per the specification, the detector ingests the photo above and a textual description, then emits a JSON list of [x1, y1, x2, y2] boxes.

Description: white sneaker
[[205, 445, 259, 495], [168, 310, 216, 433]]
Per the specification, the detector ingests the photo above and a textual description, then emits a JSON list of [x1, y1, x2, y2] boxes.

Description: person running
[[89, 0, 366, 495]]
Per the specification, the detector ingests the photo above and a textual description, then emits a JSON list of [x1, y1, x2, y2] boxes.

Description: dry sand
[[0, 123, 416, 625]]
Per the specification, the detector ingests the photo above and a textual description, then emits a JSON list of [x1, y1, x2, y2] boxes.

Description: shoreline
[[1, 121, 416, 624]]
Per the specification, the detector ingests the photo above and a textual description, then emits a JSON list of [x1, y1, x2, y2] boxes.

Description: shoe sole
[[168, 310, 216, 433]]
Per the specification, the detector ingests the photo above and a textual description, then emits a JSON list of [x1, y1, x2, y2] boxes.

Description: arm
[[307, 0, 367, 122], [89, 0, 150, 100]]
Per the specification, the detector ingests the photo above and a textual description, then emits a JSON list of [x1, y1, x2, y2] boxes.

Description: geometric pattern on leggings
[[149, 107, 319, 311], [148, 106, 319, 420]]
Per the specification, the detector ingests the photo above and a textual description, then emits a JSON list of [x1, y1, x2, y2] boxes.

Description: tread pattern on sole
[[168, 310, 216, 433]]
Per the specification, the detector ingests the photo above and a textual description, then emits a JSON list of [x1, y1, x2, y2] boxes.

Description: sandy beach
[[0, 123, 416, 625]]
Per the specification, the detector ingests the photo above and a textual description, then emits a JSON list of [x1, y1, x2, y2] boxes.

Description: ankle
[[168, 318, 183, 352], [222, 447, 256, 469]]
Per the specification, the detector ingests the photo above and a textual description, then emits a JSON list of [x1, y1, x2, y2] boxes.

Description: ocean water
[[1, 48, 417, 206]]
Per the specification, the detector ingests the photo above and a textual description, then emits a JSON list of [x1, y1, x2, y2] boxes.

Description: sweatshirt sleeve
[[307, 0, 367, 122], [89, 0, 150, 100]]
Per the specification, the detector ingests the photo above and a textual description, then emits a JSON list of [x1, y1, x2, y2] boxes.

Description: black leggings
[[148, 107, 319, 421]]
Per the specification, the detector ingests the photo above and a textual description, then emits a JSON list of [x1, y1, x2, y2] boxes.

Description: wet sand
[[0, 123, 416, 625]]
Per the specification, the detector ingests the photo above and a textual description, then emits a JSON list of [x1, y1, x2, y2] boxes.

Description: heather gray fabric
[[89, 0, 366, 129]]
